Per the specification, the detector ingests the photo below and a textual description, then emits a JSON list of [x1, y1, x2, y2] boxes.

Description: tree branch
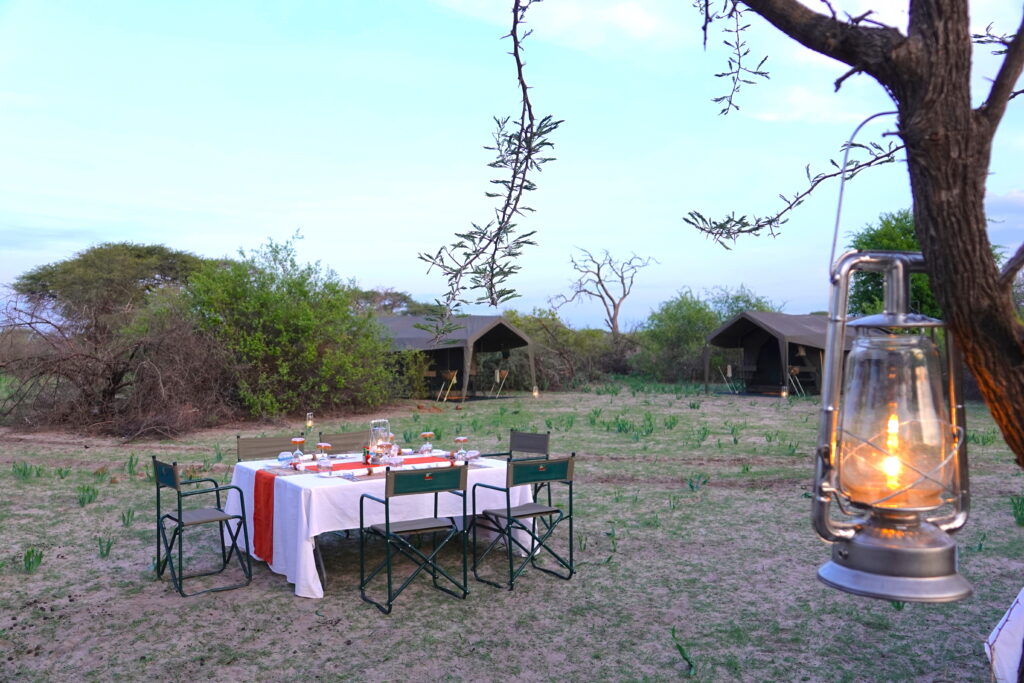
[[685, 138, 904, 246], [1000, 243, 1024, 288], [979, 12, 1024, 128], [740, 0, 907, 86], [418, 0, 561, 339]]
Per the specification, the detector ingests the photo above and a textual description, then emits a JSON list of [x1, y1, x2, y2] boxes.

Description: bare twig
[[685, 139, 904, 247], [979, 13, 1024, 128], [834, 66, 863, 91], [710, 3, 770, 115]]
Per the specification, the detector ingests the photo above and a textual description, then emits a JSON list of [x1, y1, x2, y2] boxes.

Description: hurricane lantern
[[813, 251, 970, 603], [305, 412, 315, 431], [369, 419, 390, 455]]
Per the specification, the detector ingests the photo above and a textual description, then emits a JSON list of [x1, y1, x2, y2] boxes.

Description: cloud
[[985, 190, 1024, 239], [748, 85, 886, 124], [432, 0, 688, 52]]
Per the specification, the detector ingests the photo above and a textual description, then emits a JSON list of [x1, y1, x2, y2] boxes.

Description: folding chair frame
[[436, 370, 459, 402], [359, 465, 469, 614], [153, 457, 252, 597], [471, 455, 575, 590]]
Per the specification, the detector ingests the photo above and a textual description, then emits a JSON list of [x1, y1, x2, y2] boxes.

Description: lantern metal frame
[[813, 250, 971, 603]]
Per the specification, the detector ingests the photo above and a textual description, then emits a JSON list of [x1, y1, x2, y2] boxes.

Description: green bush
[[632, 290, 718, 382], [186, 238, 393, 417]]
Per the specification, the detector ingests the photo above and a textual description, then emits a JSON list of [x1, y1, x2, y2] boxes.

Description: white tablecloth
[[225, 457, 531, 598]]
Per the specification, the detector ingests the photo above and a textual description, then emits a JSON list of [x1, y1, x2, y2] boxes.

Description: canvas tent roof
[[707, 311, 834, 350], [377, 315, 531, 353]]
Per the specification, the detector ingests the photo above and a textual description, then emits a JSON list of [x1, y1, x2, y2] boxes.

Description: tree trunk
[[895, 2, 1024, 464]]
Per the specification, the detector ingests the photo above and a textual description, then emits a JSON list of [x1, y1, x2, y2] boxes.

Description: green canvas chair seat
[[481, 501, 560, 520], [472, 454, 575, 590], [359, 465, 469, 614], [369, 517, 453, 535], [153, 456, 252, 597]]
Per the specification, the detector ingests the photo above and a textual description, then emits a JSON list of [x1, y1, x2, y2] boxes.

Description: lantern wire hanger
[[827, 110, 898, 271], [811, 110, 972, 603]]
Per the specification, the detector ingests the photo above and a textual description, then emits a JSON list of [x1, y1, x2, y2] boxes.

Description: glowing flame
[[884, 414, 901, 490], [886, 414, 900, 452]]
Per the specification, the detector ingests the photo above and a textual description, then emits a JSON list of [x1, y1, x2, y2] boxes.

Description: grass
[[0, 386, 1019, 680]]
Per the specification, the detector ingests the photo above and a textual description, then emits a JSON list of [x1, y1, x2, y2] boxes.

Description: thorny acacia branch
[[418, 0, 561, 339], [704, 1, 770, 114], [685, 138, 904, 247]]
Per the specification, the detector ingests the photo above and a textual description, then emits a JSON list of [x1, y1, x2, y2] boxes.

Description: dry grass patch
[[0, 388, 1020, 680]]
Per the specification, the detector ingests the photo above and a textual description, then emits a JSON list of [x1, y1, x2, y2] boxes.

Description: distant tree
[[550, 248, 657, 341], [844, 210, 943, 319], [351, 288, 439, 317], [13, 242, 206, 334], [705, 284, 782, 321], [633, 290, 719, 382], [186, 238, 392, 417], [2, 243, 221, 435]]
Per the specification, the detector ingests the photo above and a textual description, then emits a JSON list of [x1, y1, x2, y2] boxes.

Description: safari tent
[[377, 315, 536, 399], [704, 311, 837, 396]]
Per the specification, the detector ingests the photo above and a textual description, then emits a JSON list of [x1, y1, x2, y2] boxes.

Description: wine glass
[[419, 431, 435, 454]]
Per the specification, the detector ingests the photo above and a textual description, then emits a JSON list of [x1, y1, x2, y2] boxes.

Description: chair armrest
[[180, 484, 242, 499], [360, 493, 385, 506], [481, 451, 512, 459], [181, 477, 219, 488], [471, 482, 507, 494]]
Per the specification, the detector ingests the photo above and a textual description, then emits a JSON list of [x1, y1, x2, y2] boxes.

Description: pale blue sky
[[1, 0, 1021, 329]]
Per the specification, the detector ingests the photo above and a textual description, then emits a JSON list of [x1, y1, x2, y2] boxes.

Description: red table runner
[[253, 470, 276, 564], [300, 455, 450, 472]]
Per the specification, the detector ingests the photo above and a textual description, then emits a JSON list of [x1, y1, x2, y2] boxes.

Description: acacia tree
[[550, 248, 656, 341], [689, 1, 1024, 464]]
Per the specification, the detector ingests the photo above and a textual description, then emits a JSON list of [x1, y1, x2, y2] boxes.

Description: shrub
[[186, 238, 393, 417]]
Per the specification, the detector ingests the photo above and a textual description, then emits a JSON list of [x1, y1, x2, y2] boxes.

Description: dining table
[[224, 453, 532, 599]]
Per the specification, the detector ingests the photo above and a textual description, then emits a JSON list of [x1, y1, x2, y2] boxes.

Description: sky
[[0, 0, 1021, 330]]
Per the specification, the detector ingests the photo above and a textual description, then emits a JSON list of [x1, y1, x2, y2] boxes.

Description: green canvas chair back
[[318, 431, 369, 454], [236, 434, 303, 462], [154, 458, 181, 489], [386, 465, 468, 497], [507, 455, 574, 488], [484, 430, 550, 460]]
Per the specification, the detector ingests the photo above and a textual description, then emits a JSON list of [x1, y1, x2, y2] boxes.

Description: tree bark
[[742, 0, 1024, 464]]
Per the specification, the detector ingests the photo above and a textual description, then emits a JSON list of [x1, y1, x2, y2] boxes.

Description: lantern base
[[817, 520, 972, 603]]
